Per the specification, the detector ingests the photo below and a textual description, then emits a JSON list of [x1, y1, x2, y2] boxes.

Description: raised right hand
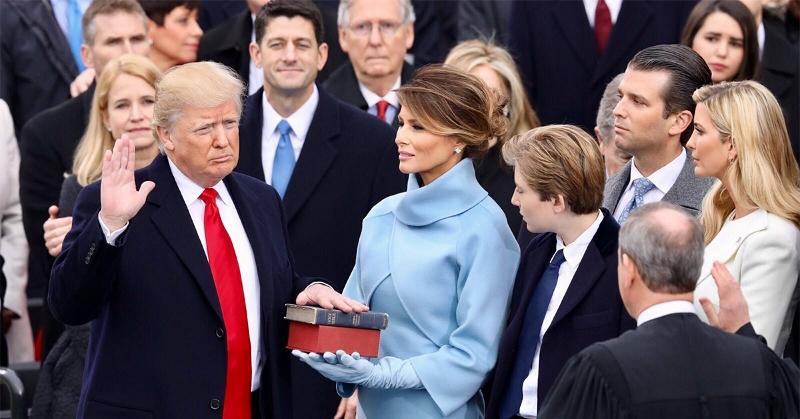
[[99, 135, 155, 231], [43, 205, 72, 257]]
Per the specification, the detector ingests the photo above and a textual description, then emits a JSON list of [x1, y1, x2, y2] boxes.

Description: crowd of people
[[0, 0, 798, 418]]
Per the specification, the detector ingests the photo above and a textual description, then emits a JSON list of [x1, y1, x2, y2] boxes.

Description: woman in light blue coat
[[294, 65, 520, 418]]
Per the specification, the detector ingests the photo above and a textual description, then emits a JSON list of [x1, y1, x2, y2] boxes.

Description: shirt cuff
[[305, 281, 332, 291], [98, 216, 129, 246]]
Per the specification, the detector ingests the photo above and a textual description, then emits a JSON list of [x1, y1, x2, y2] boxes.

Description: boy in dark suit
[[486, 125, 635, 419]]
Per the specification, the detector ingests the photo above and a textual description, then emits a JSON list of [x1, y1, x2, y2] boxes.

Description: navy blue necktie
[[272, 120, 295, 198], [498, 249, 566, 419]]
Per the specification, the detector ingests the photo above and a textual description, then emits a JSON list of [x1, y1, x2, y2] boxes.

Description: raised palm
[[99, 135, 155, 231]]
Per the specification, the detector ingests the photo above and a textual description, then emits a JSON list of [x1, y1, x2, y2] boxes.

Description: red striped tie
[[200, 188, 251, 419], [595, 0, 612, 53]]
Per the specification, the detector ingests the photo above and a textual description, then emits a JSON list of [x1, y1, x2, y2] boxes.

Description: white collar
[[637, 300, 696, 326], [167, 157, 234, 207], [757, 21, 765, 58], [358, 77, 401, 108], [261, 85, 319, 141], [629, 148, 686, 194], [555, 210, 604, 267]]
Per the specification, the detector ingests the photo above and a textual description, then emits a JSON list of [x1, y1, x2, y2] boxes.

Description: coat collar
[[696, 209, 769, 284], [393, 159, 487, 227]]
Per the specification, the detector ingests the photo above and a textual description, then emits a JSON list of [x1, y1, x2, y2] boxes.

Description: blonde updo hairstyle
[[396, 64, 508, 160], [695, 81, 800, 243], [444, 39, 540, 141]]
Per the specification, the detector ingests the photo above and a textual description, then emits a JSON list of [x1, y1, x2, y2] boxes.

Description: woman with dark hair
[[138, 0, 203, 71], [681, 0, 759, 83], [295, 65, 520, 419]]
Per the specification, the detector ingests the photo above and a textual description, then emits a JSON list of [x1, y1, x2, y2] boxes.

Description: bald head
[[619, 202, 704, 294]]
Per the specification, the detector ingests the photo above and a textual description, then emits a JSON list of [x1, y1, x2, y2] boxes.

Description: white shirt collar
[[167, 157, 234, 207], [358, 77, 401, 109], [629, 148, 686, 194], [582, 0, 623, 26], [637, 300, 696, 326], [555, 210, 605, 267], [757, 21, 765, 58], [261, 85, 319, 142]]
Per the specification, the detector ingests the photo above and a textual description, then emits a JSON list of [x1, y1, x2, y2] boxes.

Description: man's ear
[[338, 27, 350, 53], [552, 194, 567, 214], [317, 42, 329, 71], [668, 110, 693, 137], [620, 253, 637, 288], [81, 44, 94, 69], [404, 23, 415, 50], [157, 126, 175, 152], [248, 41, 262, 68]]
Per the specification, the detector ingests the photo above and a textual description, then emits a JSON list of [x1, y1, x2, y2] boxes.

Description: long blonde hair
[[73, 54, 162, 186], [444, 39, 540, 142], [695, 81, 800, 243]]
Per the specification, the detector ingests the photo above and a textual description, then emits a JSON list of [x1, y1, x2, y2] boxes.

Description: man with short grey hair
[[322, 0, 415, 127], [594, 73, 631, 178], [538, 202, 800, 419]]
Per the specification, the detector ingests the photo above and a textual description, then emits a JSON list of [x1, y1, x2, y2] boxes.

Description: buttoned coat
[[343, 159, 520, 419], [49, 155, 317, 419], [693, 208, 800, 355]]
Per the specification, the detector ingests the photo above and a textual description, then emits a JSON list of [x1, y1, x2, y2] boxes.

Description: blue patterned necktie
[[499, 249, 567, 419], [617, 177, 656, 224], [67, 0, 85, 71], [272, 120, 295, 198]]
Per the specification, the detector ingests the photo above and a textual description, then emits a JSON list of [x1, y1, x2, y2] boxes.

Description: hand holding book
[[291, 349, 423, 392]]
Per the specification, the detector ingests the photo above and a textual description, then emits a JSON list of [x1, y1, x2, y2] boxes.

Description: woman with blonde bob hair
[[687, 80, 800, 354], [444, 39, 540, 234], [295, 65, 520, 419]]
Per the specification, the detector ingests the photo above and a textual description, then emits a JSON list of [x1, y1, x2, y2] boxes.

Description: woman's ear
[[727, 138, 738, 163]]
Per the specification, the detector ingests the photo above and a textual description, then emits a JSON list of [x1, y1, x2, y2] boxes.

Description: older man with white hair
[[323, 0, 415, 128], [49, 61, 364, 419]]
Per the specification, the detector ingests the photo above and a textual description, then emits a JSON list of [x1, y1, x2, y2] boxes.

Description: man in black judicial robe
[[539, 202, 799, 419]]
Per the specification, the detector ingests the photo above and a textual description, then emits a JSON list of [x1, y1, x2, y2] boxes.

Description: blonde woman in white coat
[[687, 81, 800, 355], [0, 99, 34, 362]]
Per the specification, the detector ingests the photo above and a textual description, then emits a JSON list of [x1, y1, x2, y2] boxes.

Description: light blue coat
[[342, 159, 520, 418]]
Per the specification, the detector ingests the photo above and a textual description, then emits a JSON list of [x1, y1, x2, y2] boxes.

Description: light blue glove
[[292, 350, 423, 392]]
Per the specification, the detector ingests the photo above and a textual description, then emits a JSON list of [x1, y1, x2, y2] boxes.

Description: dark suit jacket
[[539, 313, 800, 418], [1, 0, 78, 132], [322, 61, 414, 130], [507, 0, 694, 131], [49, 155, 315, 419], [486, 210, 636, 419], [760, 11, 799, 162], [19, 85, 93, 300], [199, 9, 253, 90], [236, 87, 405, 419]]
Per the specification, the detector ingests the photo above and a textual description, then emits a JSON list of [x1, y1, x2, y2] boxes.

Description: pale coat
[[694, 208, 800, 355], [343, 159, 520, 419], [0, 99, 33, 362]]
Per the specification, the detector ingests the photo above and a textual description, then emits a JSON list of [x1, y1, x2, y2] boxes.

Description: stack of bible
[[285, 304, 389, 357]]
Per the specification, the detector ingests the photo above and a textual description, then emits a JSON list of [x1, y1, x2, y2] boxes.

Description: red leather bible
[[287, 322, 381, 357]]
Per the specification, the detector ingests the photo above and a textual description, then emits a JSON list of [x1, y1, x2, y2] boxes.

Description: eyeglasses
[[348, 21, 403, 38]]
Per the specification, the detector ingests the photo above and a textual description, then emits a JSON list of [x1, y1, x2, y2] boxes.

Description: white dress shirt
[[613, 148, 686, 220], [260, 85, 319, 184], [637, 300, 696, 326], [99, 158, 263, 390], [248, 14, 264, 95], [757, 21, 765, 59], [582, 0, 623, 27], [359, 77, 401, 124], [518, 210, 605, 418]]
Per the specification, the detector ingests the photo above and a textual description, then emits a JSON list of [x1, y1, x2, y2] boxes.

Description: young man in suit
[[539, 202, 800, 418], [49, 61, 364, 419], [19, 0, 152, 358], [486, 125, 635, 419], [322, 0, 415, 127], [237, 1, 405, 417], [603, 44, 715, 222]]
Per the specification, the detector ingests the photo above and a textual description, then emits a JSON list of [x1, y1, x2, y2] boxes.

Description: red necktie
[[595, 0, 612, 54], [376, 100, 390, 123], [199, 188, 252, 419]]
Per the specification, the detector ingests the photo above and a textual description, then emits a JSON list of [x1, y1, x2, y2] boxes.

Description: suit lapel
[[12, 0, 77, 84], [507, 236, 557, 344], [145, 156, 222, 320], [593, 1, 654, 84], [551, 2, 598, 73], [238, 89, 267, 181], [696, 210, 768, 286], [282, 90, 339, 222], [662, 151, 713, 214], [604, 162, 631, 213]]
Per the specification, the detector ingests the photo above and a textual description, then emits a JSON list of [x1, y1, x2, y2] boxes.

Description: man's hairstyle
[[680, 0, 759, 82], [502, 125, 605, 215], [619, 202, 704, 294], [596, 73, 624, 143], [628, 44, 712, 144], [137, 0, 199, 26], [337, 0, 415, 27], [153, 61, 244, 138], [254, 0, 324, 45], [82, 0, 148, 45]]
